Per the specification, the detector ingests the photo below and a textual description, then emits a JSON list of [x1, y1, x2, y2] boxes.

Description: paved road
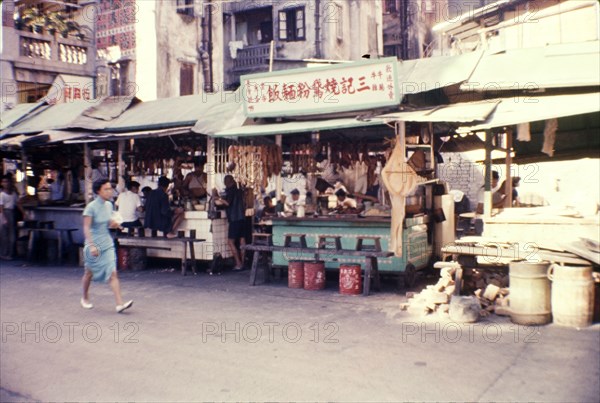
[[1, 260, 599, 402]]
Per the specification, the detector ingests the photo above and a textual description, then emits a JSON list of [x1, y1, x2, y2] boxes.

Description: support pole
[[276, 134, 282, 197], [207, 136, 215, 191], [484, 130, 493, 218], [20, 148, 28, 195], [84, 144, 92, 204], [118, 140, 126, 191], [505, 129, 513, 207]]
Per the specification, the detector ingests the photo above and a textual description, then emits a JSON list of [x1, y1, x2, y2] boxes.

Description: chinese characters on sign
[[242, 58, 400, 118], [63, 86, 92, 102], [45, 75, 95, 104]]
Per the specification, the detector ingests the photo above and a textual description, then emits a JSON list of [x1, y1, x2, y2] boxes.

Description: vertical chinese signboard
[[241, 57, 400, 118]]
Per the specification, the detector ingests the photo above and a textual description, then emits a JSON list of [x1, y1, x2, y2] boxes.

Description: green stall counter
[[270, 215, 432, 273]]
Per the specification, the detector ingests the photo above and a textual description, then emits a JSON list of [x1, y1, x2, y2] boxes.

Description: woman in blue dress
[[81, 179, 133, 313]]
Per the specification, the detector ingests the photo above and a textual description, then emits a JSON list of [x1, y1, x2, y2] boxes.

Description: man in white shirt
[[115, 181, 142, 228], [335, 188, 357, 210]]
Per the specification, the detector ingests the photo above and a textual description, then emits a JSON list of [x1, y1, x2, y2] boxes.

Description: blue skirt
[[83, 245, 116, 283]]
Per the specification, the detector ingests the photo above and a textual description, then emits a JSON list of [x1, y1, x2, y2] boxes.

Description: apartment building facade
[[217, 0, 384, 90], [0, 0, 97, 112]]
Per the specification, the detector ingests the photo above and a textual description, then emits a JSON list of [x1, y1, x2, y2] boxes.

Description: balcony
[[15, 29, 95, 76], [232, 44, 271, 72]]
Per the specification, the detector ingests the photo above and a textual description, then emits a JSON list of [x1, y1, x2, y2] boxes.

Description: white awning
[[462, 42, 600, 91], [375, 99, 500, 123], [457, 92, 600, 131], [212, 117, 384, 138]]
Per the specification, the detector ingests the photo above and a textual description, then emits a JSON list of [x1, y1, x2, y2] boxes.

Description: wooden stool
[[355, 236, 382, 252], [318, 235, 342, 250], [284, 233, 307, 248], [253, 233, 273, 246]]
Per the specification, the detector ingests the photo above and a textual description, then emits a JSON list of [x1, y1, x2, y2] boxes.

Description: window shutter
[[279, 10, 287, 40], [180, 63, 194, 96], [296, 9, 305, 39]]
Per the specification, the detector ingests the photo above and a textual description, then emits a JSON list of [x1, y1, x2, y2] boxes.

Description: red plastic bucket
[[304, 261, 326, 290], [117, 247, 129, 271], [339, 264, 362, 295], [288, 261, 305, 288]]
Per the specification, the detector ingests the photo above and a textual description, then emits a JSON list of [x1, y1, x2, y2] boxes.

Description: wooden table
[[242, 244, 393, 296], [27, 228, 78, 264], [116, 234, 206, 275]]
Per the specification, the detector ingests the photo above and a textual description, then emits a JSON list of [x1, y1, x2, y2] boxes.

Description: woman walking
[[81, 179, 133, 313]]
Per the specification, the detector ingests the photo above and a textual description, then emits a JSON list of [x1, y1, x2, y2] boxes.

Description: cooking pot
[[405, 195, 422, 206]]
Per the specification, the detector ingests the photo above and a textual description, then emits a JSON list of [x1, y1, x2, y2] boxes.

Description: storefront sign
[[241, 57, 400, 118], [45, 74, 94, 104]]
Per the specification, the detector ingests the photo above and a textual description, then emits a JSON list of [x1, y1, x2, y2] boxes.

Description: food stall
[[0, 93, 246, 264], [210, 58, 448, 284]]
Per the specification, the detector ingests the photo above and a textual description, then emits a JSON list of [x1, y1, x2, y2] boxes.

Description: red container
[[339, 264, 362, 295], [304, 261, 326, 290], [288, 261, 305, 288], [117, 248, 129, 271]]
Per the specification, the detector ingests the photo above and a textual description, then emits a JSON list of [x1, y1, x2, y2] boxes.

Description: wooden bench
[[26, 227, 78, 265], [115, 228, 205, 276], [241, 243, 393, 296]]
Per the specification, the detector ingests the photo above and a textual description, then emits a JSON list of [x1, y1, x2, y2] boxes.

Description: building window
[[278, 7, 305, 41], [180, 63, 194, 96], [385, 0, 397, 13], [110, 61, 129, 96], [176, 0, 194, 17]]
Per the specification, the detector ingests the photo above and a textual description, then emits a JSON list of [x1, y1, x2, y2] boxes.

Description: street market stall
[[0, 93, 246, 266]]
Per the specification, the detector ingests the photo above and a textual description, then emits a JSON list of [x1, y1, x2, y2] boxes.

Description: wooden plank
[[242, 244, 393, 258]]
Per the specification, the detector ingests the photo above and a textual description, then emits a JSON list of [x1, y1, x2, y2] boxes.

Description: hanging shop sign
[[241, 57, 400, 118]]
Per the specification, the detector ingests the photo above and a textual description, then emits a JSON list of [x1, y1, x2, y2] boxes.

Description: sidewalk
[[1, 260, 599, 402]]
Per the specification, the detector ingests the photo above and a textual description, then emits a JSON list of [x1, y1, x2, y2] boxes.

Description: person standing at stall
[[144, 177, 184, 238], [0, 175, 25, 260], [213, 175, 247, 271], [183, 159, 208, 201], [81, 179, 133, 313], [115, 181, 143, 228], [476, 170, 505, 214]]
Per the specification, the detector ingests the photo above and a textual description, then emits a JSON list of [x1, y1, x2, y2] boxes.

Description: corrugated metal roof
[[2, 101, 93, 135], [0, 102, 47, 131], [100, 92, 242, 133], [192, 92, 247, 135], [462, 42, 600, 91], [65, 96, 140, 129]]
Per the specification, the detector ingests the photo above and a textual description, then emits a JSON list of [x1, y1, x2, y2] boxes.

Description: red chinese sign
[[241, 58, 400, 118]]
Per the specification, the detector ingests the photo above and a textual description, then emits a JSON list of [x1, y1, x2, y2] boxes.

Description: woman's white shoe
[[116, 300, 133, 313], [80, 298, 93, 309]]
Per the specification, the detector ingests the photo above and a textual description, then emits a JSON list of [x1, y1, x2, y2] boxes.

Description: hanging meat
[[381, 138, 425, 257]]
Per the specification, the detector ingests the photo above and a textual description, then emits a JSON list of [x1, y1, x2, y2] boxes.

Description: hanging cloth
[[542, 118, 558, 157]]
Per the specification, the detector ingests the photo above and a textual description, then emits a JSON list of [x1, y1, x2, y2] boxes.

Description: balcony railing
[[233, 44, 270, 71], [17, 30, 93, 72]]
